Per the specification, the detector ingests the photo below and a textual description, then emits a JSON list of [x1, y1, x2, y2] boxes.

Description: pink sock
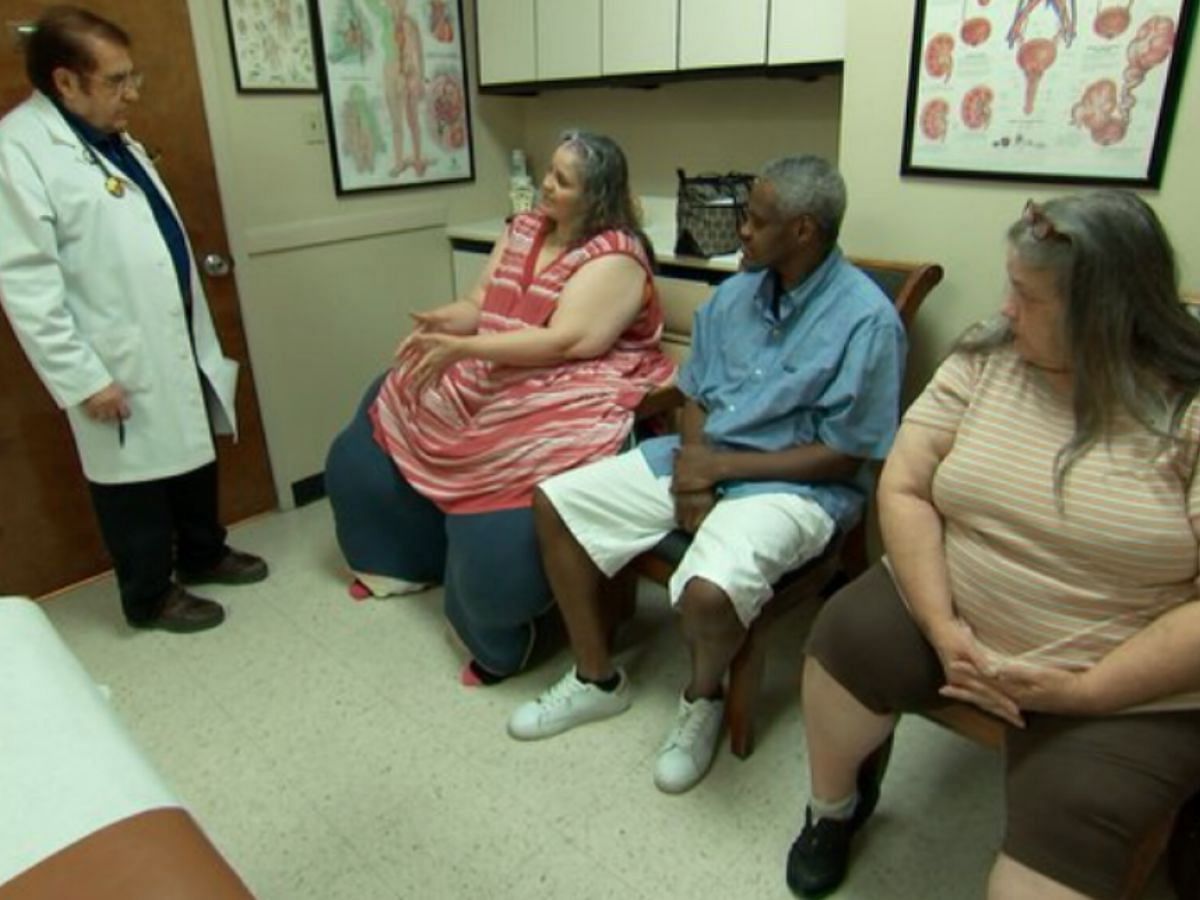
[[348, 579, 372, 601], [459, 661, 484, 687]]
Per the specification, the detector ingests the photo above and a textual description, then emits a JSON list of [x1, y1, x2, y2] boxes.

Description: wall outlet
[[301, 111, 326, 145]]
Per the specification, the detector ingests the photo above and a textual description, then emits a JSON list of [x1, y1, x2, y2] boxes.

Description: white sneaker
[[507, 667, 631, 740], [653, 694, 725, 794]]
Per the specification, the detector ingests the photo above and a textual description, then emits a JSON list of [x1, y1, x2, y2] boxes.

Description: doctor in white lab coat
[[0, 6, 268, 633]]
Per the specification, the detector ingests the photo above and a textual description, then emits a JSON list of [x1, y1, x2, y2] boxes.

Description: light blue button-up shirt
[[639, 248, 907, 530]]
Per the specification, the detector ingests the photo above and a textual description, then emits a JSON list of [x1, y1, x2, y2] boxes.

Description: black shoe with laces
[[785, 734, 894, 898]]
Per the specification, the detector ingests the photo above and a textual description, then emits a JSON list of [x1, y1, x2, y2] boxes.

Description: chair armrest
[[634, 385, 686, 420]]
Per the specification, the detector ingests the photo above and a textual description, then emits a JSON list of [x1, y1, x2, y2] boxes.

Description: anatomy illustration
[[363, 0, 430, 178], [1008, 0, 1078, 47], [1017, 38, 1057, 114], [428, 70, 467, 150], [1007, 0, 1078, 113], [340, 84, 386, 173], [925, 32, 956, 81], [229, 0, 316, 87], [921, 98, 951, 140], [962, 85, 995, 129], [325, 0, 373, 64], [1094, 0, 1134, 38], [1071, 14, 1176, 144], [962, 17, 993, 45], [429, 0, 456, 42]]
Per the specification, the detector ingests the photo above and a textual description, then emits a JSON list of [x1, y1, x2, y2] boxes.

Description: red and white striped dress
[[370, 212, 675, 514]]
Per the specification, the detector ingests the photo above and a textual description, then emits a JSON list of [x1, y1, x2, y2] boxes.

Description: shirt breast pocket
[[780, 360, 829, 406], [89, 327, 153, 394]]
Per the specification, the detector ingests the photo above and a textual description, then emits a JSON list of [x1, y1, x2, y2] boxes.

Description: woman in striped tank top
[[325, 131, 674, 686], [787, 191, 1200, 900]]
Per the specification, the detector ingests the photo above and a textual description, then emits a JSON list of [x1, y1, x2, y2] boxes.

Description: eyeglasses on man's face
[[86, 69, 144, 94]]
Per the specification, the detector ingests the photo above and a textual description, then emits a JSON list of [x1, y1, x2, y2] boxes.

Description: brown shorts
[[806, 563, 1200, 900]]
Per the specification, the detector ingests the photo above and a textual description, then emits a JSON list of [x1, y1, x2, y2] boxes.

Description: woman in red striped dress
[[325, 131, 675, 684]]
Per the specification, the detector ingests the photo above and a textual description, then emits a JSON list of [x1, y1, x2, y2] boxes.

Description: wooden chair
[[609, 257, 945, 759]]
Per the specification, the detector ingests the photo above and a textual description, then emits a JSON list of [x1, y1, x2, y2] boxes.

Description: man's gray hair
[[759, 155, 847, 243]]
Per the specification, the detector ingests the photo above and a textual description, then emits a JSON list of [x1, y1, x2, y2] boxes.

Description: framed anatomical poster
[[901, 0, 1196, 186], [224, 0, 319, 92], [311, 0, 475, 194]]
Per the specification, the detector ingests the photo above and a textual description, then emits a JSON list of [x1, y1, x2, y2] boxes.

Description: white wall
[[185, 0, 524, 505], [839, 2, 1200, 390], [519, 76, 842, 198]]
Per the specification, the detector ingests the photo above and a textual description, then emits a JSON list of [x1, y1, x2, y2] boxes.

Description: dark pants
[[807, 563, 1200, 900], [88, 461, 228, 625], [326, 377, 553, 676]]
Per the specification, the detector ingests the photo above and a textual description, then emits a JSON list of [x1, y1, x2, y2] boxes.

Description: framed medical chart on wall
[[223, 0, 319, 92], [900, 0, 1197, 187], [311, 0, 475, 195]]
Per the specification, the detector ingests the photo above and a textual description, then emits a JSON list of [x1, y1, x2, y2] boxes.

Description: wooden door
[[0, 0, 276, 599]]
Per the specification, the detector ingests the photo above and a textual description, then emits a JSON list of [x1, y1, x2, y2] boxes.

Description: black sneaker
[[785, 735, 895, 898]]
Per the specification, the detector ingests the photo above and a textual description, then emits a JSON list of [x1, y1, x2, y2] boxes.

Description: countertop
[[446, 195, 743, 277]]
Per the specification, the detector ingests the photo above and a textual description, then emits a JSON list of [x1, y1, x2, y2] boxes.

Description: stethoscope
[[69, 125, 129, 198]]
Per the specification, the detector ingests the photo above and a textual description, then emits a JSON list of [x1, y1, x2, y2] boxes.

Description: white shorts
[[538, 450, 836, 627]]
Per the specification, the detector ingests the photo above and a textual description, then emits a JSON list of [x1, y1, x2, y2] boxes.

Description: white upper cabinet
[[678, 0, 769, 69], [536, 0, 602, 80], [476, 0, 841, 87], [768, 0, 846, 64], [602, 0, 677, 75], [477, 0, 537, 85]]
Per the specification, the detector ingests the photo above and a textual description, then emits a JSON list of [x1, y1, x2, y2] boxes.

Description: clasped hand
[[931, 619, 1095, 726], [671, 444, 722, 533], [671, 444, 722, 493], [394, 311, 469, 392]]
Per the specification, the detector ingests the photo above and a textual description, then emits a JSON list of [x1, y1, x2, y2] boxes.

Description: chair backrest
[[654, 258, 944, 368], [851, 257, 944, 331]]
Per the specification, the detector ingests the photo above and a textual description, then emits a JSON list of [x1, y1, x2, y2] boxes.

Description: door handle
[[201, 253, 232, 277]]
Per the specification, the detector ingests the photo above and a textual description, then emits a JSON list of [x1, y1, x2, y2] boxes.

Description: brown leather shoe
[[177, 549, 269, 586], [137, 585, 225, 634]]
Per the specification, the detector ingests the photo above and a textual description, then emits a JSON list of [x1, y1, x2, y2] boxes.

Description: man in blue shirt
[[0, 7, 267, 633], [508, 156, 907, 794]]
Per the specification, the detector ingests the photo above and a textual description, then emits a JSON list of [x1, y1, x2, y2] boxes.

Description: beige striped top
[[905, 347, 1200, 713]]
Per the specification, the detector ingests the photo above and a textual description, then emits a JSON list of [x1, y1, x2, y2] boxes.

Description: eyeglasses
[[1023, 199, 1066, 242], [88, 70, 144, 94]]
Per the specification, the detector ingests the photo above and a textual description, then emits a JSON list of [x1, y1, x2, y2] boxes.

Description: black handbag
[[674, 169, 755, 258]]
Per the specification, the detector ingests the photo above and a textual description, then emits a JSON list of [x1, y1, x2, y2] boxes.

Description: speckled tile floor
[[39, 501, 1176, 899]]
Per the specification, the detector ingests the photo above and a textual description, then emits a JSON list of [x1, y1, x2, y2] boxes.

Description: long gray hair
[[957, 190, 1200, 497], [556, 130, 653, 260]]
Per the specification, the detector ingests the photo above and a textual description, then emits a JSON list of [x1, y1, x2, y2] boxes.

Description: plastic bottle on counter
[[508, 149, 535, 215]]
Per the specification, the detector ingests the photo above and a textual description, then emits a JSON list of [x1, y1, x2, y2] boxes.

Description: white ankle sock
[[810, 791, 858, 823]]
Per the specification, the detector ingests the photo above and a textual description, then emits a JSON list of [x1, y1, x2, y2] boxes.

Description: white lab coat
[[0, 92, 238, 484]]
